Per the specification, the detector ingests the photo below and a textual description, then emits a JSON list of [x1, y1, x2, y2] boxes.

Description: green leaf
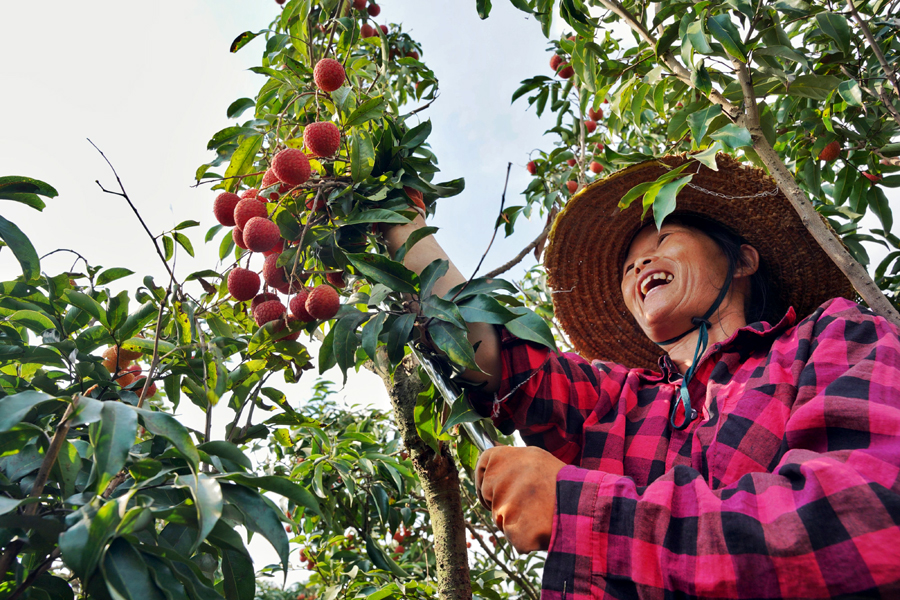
[[691, 143, 723, 170], [333, 312, 369, 382], [443, 277, 518, 301], [198, 440, 252, 470], [686, 18, 713, 54], [838, 80, 863, 107], [173, 232, 195, 257], [365, 535, 411, 578], [103, 538, 167, 600], [138, 409, 200, 471], [419, 259, 449, 298], [96, 268, 135, 286], [59, 497, 121, 581], [94, 401, 138, 493], [163, 236, 174, 261], [655, 23, 680, 58], [0, 176, 58, 202], [400, 120, 432, 149], [346, 253, 419, 293], [226, 97, 256, 119], [476, 0, 492, 18], [707, 14, 748, 62], [222, 549, 255, 600], [361, 312, 387, 361], [422, 295, 467, 330], [440, 392, 481, 435], [174, 473, 223, 553], [653, 175, 694, 230], [344, 96, 386, 129], [0, 193, 46, 211], [351, 128, 375, 181], [174, 220, 200, 231], [787, 75, 841, 101], [65, 291, 108, 327], [395, 226, 438, 263], [0, 215, 40, 281], [869, 186, 892, 233], [217, 473, 323, 519], [687, 104, 723, 144], [343, 208, 410, 226], [230, 30, 262, 53], [458, 294, 517, 324], [224, 135, 264, 193], [0, 390, 57, 432], [318, 325, 337, 374], [220, 483, 289, 574], [815, 12, 851, 55], [387, 313, 416, 366], [709, 123, 752, 149], [505, 307, 557, 351], [9, 309, 56, 333], [754, 45, 809, 68], [428, 320, 481, 372]]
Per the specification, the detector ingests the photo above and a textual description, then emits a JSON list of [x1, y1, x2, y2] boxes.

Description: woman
[[385, 154, 900, 598]]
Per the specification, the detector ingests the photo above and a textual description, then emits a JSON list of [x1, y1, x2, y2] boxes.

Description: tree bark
[[376, 353, 472, 600]]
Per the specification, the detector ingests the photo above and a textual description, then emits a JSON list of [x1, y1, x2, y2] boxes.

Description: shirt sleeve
[[542, 300, 900, 599], [467, 328, 623, 466]]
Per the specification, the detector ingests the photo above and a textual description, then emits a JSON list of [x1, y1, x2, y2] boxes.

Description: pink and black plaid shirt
[[470, 298, 900, 599]]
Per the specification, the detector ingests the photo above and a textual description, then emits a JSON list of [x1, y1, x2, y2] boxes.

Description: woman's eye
[[657, 233, 671, 245], [624, 264, 634, 275]]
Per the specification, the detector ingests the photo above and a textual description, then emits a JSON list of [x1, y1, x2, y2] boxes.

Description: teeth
[[640, 272, 674, 297]]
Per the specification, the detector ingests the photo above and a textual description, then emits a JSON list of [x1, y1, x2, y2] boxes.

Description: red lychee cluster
[[98, 342, 157, 400]]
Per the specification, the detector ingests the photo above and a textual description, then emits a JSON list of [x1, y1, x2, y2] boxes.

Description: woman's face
[[620, 222, 736, 343]]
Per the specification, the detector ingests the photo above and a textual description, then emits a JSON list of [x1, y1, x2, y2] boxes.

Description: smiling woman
[[386, 153, 900, 598]]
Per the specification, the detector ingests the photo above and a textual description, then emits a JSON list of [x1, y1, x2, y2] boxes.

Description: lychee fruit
[[588, 107, 603, 120], [265, 238, 287, 257], [590, 161, 604, 174], [272, 148, 312, 186], [360, 24, 376, 38], [241, 188, 259, 201], [526, 161, 537, 175], [567, 158, 577, 167], [243, 217, 281, 253], [262, 253, 289, 288], [550, 54, 563, 72], [132, 376, 158, 400], [252, 292, 280, 316], [367, 3, 380, 16], [326, 271, 346, 288], [584, 120, 597, 133], [557, 64, 574, 79], [254, 300, 286, 327], [115, 364, 142, 388], [306, 194, 327, 212], [379, 24, 388, 35], [403, 186, 426, 212], [234, 198, 268, 229], [228, 268, 261, 301], [213, 192, 241, 227], [274, 315, 302, 342], [260, 169, 291, 201], [304, 122, 341, 157], [233, 227, 249, 250], [566, 180, 578, 194], [289, 288, 314, 321], [819, 140, 841, 162], [596, 143, 605, 151], [305, 285, 340, 320], [101, 346, 131, 372], [352, 0, 366, 8], [863, 172, 881, 182], [406, 50, 419, 60], [313, 58, 346, 93]]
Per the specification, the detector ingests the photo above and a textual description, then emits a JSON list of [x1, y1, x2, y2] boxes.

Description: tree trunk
[[377, 353, 472, 600]]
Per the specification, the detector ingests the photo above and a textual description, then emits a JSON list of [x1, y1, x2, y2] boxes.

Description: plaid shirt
[[470, 298, 900, 599]]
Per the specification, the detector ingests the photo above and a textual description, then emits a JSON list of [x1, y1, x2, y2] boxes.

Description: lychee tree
[[478, 0, 900, 323]]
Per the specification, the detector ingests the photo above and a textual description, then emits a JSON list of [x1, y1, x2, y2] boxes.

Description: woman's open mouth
[[639, 271, 674, 300]]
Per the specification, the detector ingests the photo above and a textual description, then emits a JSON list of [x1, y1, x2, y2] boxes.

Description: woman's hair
[[669, 215, 784, 325]]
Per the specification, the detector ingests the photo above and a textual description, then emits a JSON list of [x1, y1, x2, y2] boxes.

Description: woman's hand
[[475, 445, 565, 552]]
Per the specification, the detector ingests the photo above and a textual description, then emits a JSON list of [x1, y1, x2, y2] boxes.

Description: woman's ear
[[737, 244, 760, 278]]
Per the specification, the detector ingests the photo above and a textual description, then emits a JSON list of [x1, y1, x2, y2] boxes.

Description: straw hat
[[544, 153, 856, 370]]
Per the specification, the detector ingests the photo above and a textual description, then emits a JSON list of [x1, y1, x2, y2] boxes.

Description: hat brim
[[544, 154, 856, 370]]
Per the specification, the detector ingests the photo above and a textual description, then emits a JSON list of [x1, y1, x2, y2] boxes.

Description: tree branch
[[845, 0, 900, 101]]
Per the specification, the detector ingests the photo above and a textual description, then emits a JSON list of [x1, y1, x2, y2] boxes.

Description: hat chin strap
[[653, 263, 735, 430]]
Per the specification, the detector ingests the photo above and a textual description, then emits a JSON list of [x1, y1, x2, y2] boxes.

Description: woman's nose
[[633, 258, 653, 275]]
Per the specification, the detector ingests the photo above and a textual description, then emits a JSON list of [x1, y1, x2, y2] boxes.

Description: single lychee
[[361, 24, 376, 38], [550, 54, 563, 72], [241, 188, 259, 200], [326, 271, 346, 288], [304, 122, 341, 157], [588, 107, 603, 120], [566, 180, 578, 194], [558, 64, 574, 79], [272, 148, 312, 186], [367, 3, 381, 16], [101, 346, 131, 372], [117, 339, 143, 362], [289, 288, 314, 321], [233, 227, 249, 250], [306, 194, 327, 212], [567, 158, 577, 167], [234, 198, 268, 229], [274, 315, 302, 342], [305, 285, 340, 320], [313, 58, 346, 93], [260, 169, 291, 201], [213, 192, 241, 227], [132, 376, 158, 400], [252, 292, 280, 316], [265, 238, 287, 257], [115, 364, 142, 388], [228, 268, 261, 301], [406, 50, 419, 60], [403, 186, 426, 212], [352, 0, 366, 8], [819, 140, 841, 162], [254, 300, 286, 327], [584, 120, 597, 133], [526, 161, 537, 175], [596, 143, 605, 151], [263, 253, 289, 288], [243, 217, 281, 253], [590, 161, 604, 174], [379, 24, 388, 35]]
